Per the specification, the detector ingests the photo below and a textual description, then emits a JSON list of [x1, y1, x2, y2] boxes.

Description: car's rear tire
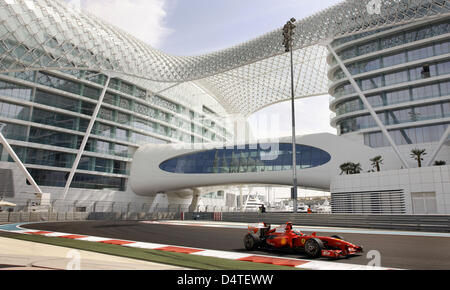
[[244, 234, 260, 251], [304, 238, 324, 259]]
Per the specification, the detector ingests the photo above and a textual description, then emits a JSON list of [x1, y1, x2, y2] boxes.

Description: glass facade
[[338, 100, 450, 134], [335, 79, 450, 116], [0, 101, 30, 121], [331, 20, 450, 63], [364, 124, 449, 148], [330, 17, 450, 147], [0, 70, 231, 192], [333, 59, 450, 98], [0, 80, 33, 101], [160, 144, 331, 174]]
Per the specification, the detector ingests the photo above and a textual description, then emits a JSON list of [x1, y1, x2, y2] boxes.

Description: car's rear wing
[[248, 222, 270, 234]]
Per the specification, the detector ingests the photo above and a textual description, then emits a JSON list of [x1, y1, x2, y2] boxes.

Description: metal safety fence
[[0, 197, 267, 214], [1, 205, 448, 233], [0, 211, 182, 223], [216, 212, 450, 233]]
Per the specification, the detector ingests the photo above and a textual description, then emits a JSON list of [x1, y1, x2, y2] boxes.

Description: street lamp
[[282, 18, 299, 214]]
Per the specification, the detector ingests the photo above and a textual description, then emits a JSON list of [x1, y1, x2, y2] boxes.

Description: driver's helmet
[[286, 222, 293, 231]]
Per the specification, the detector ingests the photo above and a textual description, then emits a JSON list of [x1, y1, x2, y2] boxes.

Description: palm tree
[[339, 162, 352, 175], [410, 149, 427, 168], [370, 156, 383, 172], [351, 163, 362, 174], [340, 162, 362, 175], [434, 160, 447, 166]]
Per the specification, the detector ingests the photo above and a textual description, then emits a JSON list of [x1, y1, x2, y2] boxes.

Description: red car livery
[[244, 222, 363, 259]]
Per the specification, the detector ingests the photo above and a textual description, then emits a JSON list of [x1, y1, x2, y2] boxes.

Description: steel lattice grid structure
[[0, 0, 450, 116]]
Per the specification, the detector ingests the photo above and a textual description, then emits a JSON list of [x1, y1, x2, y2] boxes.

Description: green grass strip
[[0, 232, 299, 270]]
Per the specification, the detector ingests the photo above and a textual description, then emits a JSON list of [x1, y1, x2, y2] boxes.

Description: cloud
[[66, 0, 172, 48]]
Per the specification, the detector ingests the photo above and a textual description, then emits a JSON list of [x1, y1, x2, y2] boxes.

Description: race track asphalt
[[24, 221, 450, 270]]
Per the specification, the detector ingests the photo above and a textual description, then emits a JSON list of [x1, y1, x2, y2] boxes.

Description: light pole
[[283, 18, 298, 213]]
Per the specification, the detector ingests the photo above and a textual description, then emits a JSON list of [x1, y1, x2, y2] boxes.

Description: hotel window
[[29, 128, 77, 149], [134, 103, 149, 115], [120, 82, 134, 96], [99, 107, 115, 122], [437, 61, 450, 75], [382, 52, 406, 67], [115, 128, 128, 142], [25, 148, 74, 168], [386, 89, 410, 105], [32, 109, 79, 131], [103, 93, 117, 106], [108, 79, 120, 91], [91, 140, 111, 155], [95, 123, 113, 138], [411, 83, 440, 100], [0, 80, 33, 101], [117, 112, 130, 125], [36, 72, 81, 95], [114, 144, 129, 157], [361, 76, 383, 90], [381, 33, 405, 50], [119, 97, 131, 110], [409, 64, 437, 81], [95, 158, 112, 173], [359, 58, 382, 73], [159, 144, 331, 174], [80, 101, 95, 116], [0, 122, 28, 142], [83, 85, 101, 100], [364, 124, 449, 148], [0, 101, 30, 121], [135, 88, 146, 100], [34, 90, 79, 113], [358, 41, 379, 56], [368, 94, 385, 107], [421, 65, 431, 78], [435, 41, 450, 55], [443, 103, 450, 117], [338, 47, 357, 60], [440, 81, 450, 95], [407, 45, 434, 62]]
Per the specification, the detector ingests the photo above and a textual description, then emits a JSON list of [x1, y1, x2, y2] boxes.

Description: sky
[[66, 0, 342, 138]]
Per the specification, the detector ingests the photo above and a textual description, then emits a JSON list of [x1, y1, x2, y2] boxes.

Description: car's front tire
[[304, 238, 324, 259]]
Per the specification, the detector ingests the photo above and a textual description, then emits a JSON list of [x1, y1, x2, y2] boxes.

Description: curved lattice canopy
[[0, 0, 449, 115]]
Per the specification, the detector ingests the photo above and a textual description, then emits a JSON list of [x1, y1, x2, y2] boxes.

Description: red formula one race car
[[244, 222, 363, 259]]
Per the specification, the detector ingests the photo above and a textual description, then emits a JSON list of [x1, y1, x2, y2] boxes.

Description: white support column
[[62, 75, 111, 198], [426, 125, 450, 167], [0, 125, 43, 195], [189, 188, 201, 212], [239, 185, 243, 212], [327, 44, 410, 169]]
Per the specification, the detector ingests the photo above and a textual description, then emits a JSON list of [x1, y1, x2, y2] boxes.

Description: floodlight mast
[[283, 18, 298, 214]]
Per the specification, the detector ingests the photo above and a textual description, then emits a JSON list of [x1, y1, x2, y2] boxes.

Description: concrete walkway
[[0, 237, 189, 270]]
